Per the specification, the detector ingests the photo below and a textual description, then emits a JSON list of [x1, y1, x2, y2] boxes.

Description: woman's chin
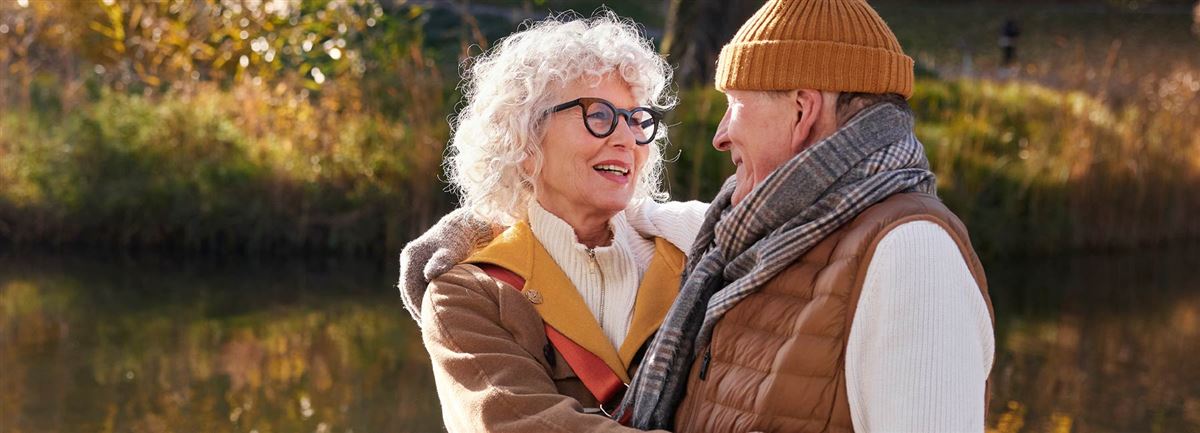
[[584, 200, 631, 217]]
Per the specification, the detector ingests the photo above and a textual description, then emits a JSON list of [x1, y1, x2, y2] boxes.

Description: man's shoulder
[[851, 194, 989, 297], [774, 192, 976, 275], [857, 192, 955, 224], [844, 192, 968, 249]]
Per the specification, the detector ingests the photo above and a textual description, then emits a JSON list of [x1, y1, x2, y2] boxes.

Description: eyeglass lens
[[582, 101, 657, 144]]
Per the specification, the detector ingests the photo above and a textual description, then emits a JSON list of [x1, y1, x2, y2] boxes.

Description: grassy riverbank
[[665, 76, 1200, 257], [1, 0, 1197, 258], [0, 84, 448, 256], [2, 76, 1197, 258]]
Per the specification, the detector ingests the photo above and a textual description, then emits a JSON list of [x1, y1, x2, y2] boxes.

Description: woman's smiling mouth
[[592, 161, 631, 184], [593, 164, 629, 175]]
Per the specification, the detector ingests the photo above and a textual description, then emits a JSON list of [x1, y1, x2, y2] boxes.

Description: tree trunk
[[661, 0, 760, 86], [1193, 0, 1199, 37]]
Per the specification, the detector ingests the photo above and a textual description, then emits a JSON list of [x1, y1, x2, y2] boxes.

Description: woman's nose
[[609, 115, 636, 147]]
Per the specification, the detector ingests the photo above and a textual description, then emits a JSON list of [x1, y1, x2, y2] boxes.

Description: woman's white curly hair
[[445, 10, 676, 225]]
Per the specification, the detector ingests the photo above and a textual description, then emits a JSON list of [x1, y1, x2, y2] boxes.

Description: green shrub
[[2, 75, 1196, 257], [663, 78, 1200, 257], [0, 87, 441, 255]]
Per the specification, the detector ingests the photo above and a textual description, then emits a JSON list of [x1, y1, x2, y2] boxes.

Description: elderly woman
[[400, 13, 704, 432]]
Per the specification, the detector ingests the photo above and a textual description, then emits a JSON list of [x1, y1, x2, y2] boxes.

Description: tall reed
[[662, 73, 1200, 257], [2, 1, 1197, 258]]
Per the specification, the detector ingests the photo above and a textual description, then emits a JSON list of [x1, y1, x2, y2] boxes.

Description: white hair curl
[[445, 10, 676, 225]]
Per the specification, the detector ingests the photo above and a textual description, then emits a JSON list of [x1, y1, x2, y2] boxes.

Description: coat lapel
[[618, 238, 684, 367], [466, 221, 628, 381]]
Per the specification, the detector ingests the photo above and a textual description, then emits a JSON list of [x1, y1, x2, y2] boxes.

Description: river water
[[1, 247, 1197, 432]]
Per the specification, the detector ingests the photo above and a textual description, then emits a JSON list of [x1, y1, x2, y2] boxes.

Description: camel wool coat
[[419, 221, 683, 432]]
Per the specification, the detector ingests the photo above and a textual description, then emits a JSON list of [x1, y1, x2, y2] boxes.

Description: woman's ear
[[790, 89, 825, 153], [520, 151, 538, 178]]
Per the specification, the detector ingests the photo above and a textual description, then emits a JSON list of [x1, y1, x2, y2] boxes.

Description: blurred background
[[1, 0, 1198, 432]]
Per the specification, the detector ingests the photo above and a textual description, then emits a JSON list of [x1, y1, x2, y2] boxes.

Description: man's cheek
[[734, 163, 748, 182]]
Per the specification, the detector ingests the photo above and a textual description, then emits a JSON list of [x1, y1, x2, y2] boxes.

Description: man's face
[[712, 90, 802, 205]]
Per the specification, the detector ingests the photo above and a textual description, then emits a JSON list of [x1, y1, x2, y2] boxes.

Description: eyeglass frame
[[546, 97, 664, 145]]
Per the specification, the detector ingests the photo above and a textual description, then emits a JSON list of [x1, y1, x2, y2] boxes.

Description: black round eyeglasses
[[548, 97, 664, 145]]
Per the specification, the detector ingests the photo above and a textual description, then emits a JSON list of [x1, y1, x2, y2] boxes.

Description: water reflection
[[986, 246, 1200, 433], [0, 255, 441, 433], [1, 247, 1198, 432]]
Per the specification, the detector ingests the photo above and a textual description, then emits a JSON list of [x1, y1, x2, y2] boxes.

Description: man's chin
[[730, 185, 751, 206], [731, 168, 753, 205]]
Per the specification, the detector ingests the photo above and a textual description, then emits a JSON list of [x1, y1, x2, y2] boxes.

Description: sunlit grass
[[3, 73, 1197, 257], [0, 80, 446, 255], [1, 1, 1197, 258], [664, 74, 1200, 257]]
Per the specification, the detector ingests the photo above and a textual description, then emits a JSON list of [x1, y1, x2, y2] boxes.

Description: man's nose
[[712, 109, 732, 151]]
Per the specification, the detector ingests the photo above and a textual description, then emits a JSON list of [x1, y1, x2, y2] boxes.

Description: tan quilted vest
[[673, 193, 993, 433]]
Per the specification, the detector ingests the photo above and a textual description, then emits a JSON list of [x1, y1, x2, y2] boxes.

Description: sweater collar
[[527, 201, 616, 252], [464, 218, 685, 377]]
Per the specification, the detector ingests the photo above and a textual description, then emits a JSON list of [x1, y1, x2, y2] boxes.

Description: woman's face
[[533, 74, 649, 221]]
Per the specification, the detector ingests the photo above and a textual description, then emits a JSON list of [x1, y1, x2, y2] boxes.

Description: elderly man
[[613, 1, 995, 432], [401, 1, 994, 431]]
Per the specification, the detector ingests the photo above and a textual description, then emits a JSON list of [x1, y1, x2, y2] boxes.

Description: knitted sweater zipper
[[586, 248, 607, 330]]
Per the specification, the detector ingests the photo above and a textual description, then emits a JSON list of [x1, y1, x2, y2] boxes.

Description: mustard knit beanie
[[715, 0, 914, 98]]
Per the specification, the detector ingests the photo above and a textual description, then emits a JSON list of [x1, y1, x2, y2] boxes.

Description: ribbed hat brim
[[716, 40, 914, 98]]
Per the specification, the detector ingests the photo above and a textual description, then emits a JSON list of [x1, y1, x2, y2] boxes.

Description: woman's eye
[[588, 111, 612, 121]]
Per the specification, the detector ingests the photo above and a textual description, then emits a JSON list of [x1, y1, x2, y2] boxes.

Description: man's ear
[[790, 89, 825, 153]]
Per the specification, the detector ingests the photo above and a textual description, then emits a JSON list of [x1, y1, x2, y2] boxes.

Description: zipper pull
[[586, 248, 598, 274], [698, 348, 711, 381]]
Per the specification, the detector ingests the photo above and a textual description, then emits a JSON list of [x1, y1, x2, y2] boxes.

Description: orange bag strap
[[477, 264, 628, 411]]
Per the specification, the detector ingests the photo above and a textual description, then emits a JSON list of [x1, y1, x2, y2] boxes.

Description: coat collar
[[465, 220, 683, 380]]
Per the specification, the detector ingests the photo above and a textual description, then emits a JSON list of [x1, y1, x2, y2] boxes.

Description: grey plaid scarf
[[614, 103, 937, 428]]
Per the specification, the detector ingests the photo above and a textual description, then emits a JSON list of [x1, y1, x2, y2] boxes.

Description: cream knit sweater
[[527, 202, 664, 349], [626, 200, 994, 433]]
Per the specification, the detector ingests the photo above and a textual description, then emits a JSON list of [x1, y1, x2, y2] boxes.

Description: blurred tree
[[1101, 0, 1196, 7], [1193, 0, 1199, 37], [0, 0, 428, 106], [0, 0, 458, 252], [660, 0, 758, 86], [81, 0, 385, 94]]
